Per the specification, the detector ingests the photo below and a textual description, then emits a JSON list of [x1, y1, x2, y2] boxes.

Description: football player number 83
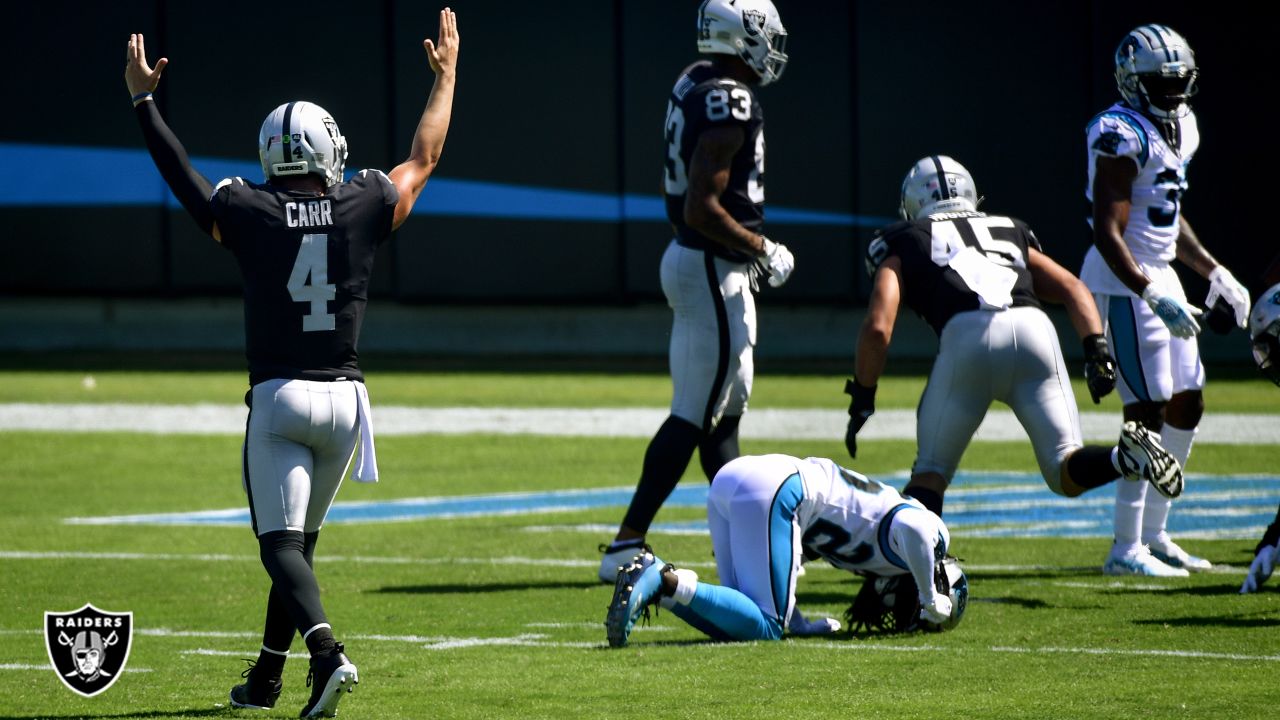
[[287, 234, 337, 332], [663, 88, 763, 202]]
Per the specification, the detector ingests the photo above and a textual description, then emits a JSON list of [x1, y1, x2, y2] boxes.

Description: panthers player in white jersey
[[605, 454, 966, 646], [847, 156, 1182, 522], [598, 0, 794, 582], [1082, 25, 1251, 576], [126, 11, 458, 717]]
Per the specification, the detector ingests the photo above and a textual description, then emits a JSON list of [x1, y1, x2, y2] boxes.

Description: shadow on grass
[[1105, 583, 1258, 598], [1132, 614, 1280, 629], [969, 596, 1053, 609], [375, 579, 601, 594], [0, 708, 231, 719]]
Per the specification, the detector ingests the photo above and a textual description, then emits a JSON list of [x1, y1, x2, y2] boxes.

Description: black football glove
[[1205, 296, 1236, 335], [1083, 334, 1117, 404], [843, 378, 877, 458]]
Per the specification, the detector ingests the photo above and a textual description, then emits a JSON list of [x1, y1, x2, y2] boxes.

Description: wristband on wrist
[[132, 91, 153, 106]]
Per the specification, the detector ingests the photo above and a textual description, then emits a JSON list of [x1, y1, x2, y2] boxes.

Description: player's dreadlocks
[[844, 573, 923, 636]]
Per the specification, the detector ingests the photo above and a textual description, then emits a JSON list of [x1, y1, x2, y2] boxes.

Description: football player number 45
[[287, 234, 336, 332]]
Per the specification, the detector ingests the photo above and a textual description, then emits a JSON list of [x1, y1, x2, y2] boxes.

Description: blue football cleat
[[605, 552, 665, 648]]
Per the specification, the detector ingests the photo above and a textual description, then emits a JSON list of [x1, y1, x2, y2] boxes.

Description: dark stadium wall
[[0, 1, 1263, 304]]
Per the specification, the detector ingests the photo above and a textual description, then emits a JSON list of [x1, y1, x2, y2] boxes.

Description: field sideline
[[2, 369, 1278, 718]]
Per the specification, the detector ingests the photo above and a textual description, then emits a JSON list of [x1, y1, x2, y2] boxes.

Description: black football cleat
[[299, 643, 358, 718], [229, 659, 283, 710]]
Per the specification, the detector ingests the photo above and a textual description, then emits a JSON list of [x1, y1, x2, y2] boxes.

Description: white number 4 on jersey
[[287, 234, 336, 332]]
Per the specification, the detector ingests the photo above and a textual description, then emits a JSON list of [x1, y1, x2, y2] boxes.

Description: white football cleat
[[1117, 422, 1184, 498], [1103, 544, 1189, 577], [1146, 533, 1212, 572]]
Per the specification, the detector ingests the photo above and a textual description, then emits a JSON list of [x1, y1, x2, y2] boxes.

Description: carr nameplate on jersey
[[285, 199, 334, 228]]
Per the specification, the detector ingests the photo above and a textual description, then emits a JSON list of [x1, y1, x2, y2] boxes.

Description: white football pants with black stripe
[[243, 378, 359, 535], [660, 240, 755, 432], [913, 307, 1083, 493]]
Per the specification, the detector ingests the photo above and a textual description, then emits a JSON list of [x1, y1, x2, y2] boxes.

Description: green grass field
[[2, 368, 1278, 719]]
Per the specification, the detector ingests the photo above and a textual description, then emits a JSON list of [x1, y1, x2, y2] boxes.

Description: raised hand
[[125, 33, 168, 98], [424, 8, 459, 76]]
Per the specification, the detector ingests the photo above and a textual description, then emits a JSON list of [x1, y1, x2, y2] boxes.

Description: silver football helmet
[[900, 155, 980, 220], [258, 101, 348, 187], [1250, 283, 1280, 387], [697, 0, 788, 86], [1115, 25, 1198, 121]]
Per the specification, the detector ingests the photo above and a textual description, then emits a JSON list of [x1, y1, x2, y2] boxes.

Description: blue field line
[[64, 472, 1280, 539], [0, 142, 892, 227]]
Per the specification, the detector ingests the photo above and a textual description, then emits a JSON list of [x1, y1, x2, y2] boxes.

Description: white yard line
[[0, 403, 1275, 444], [0, 663, 152, 672], [4, 625, 1273, 662], [0, 550, 719, 570]]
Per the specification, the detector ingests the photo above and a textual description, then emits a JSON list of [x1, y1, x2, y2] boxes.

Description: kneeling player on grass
[[605, 454, 966, 646]]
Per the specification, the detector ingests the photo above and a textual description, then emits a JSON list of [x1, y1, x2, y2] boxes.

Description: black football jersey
[[662, 60, 765, 263], [209, 169, 399, 385], [871, 210, 1043, 336]]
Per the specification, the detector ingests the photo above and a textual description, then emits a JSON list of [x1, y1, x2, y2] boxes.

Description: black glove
[[1205, 296, 1236, 335], [1083, 334, 1117, 404], [843, 378, 877, 458]]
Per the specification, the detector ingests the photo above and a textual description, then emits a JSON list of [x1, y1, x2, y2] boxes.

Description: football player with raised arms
[[1083, 25, 1250, 576], [598, 0, 795, 581], [847, 156, 1184, 517], [606, 453, 967, 646], [124, 9, 458, 717]]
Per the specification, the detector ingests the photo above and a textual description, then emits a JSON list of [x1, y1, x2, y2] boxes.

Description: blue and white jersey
[[792, 456, 929, 577], [1081, 102, 1200, 295]]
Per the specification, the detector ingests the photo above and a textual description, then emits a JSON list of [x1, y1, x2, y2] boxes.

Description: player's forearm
[[134, 99, 215, 234], [1030, 254, 1103, 338], [405, 70, 456, 177], [684, 199, 763, 255], [1174, 216, 1219, 278], [1061, 285, 1104, 339], [1093, 228, 1150, 294], [854, 319, 892, 387]]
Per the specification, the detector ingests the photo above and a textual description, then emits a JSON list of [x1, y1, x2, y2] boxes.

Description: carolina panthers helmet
[[697, 0, 788, 86], [844, 558, 968, 634], [900, 155, 980, 220], [1115, 25, 1198, 121], [1250, 283, 1280, 387], [926, 556, 969, 632], [258, 101, 348, 187]]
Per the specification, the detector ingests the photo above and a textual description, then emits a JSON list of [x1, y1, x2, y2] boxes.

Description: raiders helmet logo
[[741, 9, 766, 37], [44, 604, 134, 697]]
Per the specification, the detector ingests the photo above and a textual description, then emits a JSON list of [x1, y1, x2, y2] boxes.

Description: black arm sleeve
[[134, 99, 216, 235]]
